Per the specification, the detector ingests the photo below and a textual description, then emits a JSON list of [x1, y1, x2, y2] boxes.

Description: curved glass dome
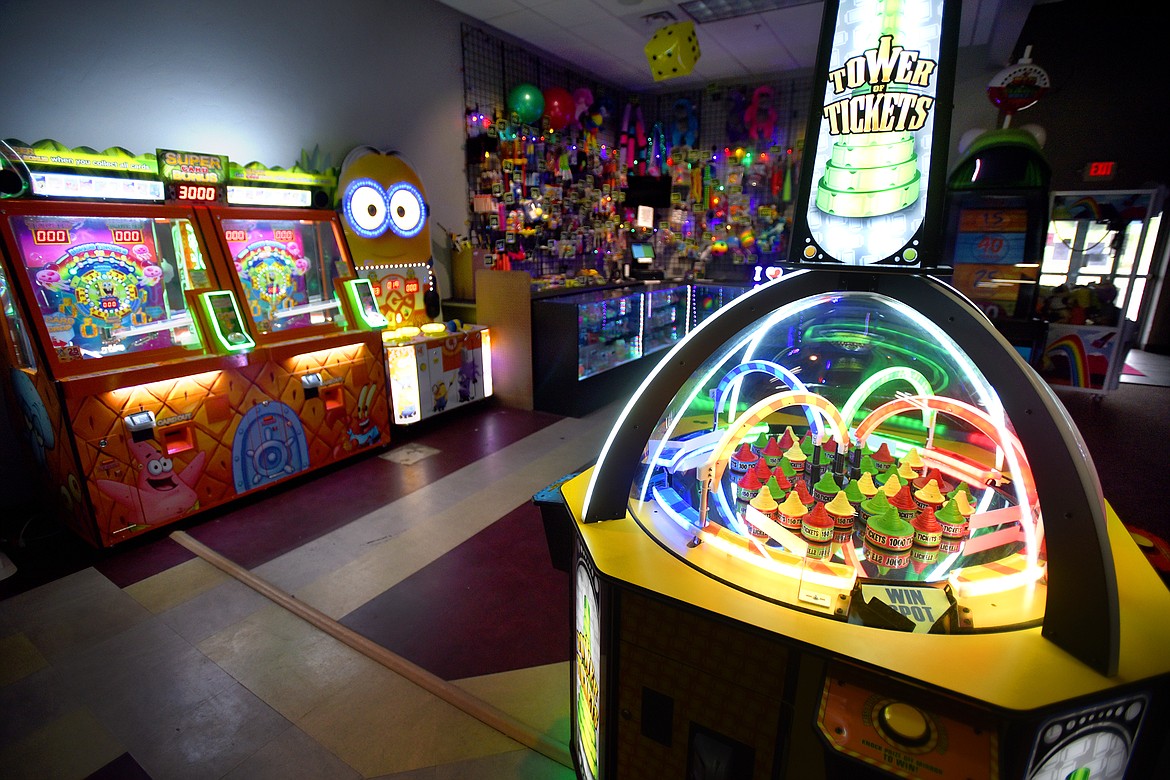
[[628, 289, 1046, 631]]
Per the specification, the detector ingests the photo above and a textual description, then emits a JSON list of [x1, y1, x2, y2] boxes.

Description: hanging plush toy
[[572, 87, 594, 130], [670, 98, 698, 149], [745, 85, 778, 145], [725, 88, 749, 145], [647, 122, 667, 175], [620, 99, 647, 175], [582, 96, 613, 153]]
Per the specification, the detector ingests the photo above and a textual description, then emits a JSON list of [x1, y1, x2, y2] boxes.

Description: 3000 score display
[[173, 184, 220, 202]]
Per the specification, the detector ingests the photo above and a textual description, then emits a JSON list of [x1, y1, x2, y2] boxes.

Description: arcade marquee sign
[[792, 0, 955, 268]]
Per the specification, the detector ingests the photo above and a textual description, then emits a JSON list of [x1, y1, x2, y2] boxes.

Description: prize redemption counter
[[529, 281, 750, 417], [0, 194, 389, 548], [539, 272, 1170, 779]]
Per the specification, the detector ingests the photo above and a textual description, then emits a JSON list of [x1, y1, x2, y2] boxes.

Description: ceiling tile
[[439, 0, 1027, 89]]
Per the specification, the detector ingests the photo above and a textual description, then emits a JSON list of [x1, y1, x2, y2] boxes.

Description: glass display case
[[532, 283, 758, 416], [690, 282, 748, 328], [642, 285, 688, 356], [575, 287, 644, 379], [532, 286, 646, 416]]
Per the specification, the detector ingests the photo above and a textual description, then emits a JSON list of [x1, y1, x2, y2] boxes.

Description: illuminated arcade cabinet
[[0, 140, 261, 546], [537, 2, 1170, 778], [192, 156, 392, 481], [0, 140, 392, 548], [335, 146, 492, 425], [943, 127, 1052, 365]]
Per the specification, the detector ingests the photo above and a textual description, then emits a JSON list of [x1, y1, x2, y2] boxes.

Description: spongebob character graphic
[[96, 439, 206, 526], [347, 382, 382, 448], [337, 146, 436, 326]]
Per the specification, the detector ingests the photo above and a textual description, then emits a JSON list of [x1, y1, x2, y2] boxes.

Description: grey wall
[[0, 0, 1069, 270], [0, 0, 471, 291]]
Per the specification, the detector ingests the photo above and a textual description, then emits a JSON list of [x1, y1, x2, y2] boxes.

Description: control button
[[879, 702, 930, 747]]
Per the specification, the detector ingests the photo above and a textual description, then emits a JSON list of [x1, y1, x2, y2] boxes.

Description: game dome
[[582, 271, 1112, 652]]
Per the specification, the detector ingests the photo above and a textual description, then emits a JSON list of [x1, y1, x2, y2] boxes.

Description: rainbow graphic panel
[[1040, 324, 1123, 391]]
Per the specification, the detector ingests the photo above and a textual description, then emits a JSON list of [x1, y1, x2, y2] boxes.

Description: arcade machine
[[536, 2, 1170, 778], [944, 123, 1051, 365], [0, 140, 264, 546], [334, 146, 491, 425], [191, 155, 392, 483], [1036, 190, 1159, 396]]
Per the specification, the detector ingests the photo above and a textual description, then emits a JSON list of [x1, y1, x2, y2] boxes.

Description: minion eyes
[[387, 183, 426, 237], [342, 179, 427, 239], [343, 179, 390, 238]]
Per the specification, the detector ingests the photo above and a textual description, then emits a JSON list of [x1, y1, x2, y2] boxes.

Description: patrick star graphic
[[96, 440, 206, 526]]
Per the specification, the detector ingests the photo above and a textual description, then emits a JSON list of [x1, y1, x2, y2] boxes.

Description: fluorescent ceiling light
[[680, 0, 819, 25]]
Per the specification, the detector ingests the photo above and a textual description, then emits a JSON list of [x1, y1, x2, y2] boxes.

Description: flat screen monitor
[[631, 244, 654, 264]]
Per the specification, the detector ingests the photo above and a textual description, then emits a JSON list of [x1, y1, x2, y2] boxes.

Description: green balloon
[[508, 83, 544, 124]]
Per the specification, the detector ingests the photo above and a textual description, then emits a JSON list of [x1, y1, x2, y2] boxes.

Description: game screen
[[7, 214, 209, 363], [353, 280, 382, 324], [219, 218, 347, 334], [630, 290, 1044, 632]]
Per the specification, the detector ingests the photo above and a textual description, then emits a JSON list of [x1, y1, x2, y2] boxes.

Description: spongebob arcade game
[[0, 140, 389, 547], [537, 2, 1170, 778]]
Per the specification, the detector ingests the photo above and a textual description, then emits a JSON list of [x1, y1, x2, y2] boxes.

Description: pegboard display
[[461, 21, 815, 288]]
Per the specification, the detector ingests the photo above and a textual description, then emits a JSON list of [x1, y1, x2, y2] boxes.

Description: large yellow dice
[[644, 21, 700, 82]]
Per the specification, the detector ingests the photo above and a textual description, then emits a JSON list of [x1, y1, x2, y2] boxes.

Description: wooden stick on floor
[[170, 530, 573, 770]]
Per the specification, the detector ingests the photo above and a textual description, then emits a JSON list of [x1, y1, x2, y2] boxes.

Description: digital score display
[[953, 208, 1028, 266], [111, 228, 143, 244], [32, 228, 71, 244], [35, 227, 144, 245], [169, 183, 223, 203]]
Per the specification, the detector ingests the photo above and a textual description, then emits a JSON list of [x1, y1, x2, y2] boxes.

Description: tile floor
[[1121, 348, 1170, 387], [3, 350, 1170, 780], [0, 400, 621, 780]]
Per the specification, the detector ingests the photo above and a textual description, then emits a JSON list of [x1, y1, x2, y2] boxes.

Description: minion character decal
[[337, 147, 438, 327], [431, 380, 448, 413]]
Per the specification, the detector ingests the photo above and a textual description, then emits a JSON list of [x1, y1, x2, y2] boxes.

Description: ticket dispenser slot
[[320, 384, 344, 410], [301, 372, 322, 400], [159, 422, 195, 455], [123, 410, 156, 443]]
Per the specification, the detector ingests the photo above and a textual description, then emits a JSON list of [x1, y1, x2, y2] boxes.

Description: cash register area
[[1, 357, 1168, 780]]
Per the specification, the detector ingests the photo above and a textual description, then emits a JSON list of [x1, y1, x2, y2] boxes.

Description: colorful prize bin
[[536, 1, 1170, 778]]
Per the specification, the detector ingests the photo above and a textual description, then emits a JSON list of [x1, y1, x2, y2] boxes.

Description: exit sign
[[1084, 160, 1117, 181]]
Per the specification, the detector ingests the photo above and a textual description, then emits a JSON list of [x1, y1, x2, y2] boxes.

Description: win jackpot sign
[[792, 0, 959, 268]]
